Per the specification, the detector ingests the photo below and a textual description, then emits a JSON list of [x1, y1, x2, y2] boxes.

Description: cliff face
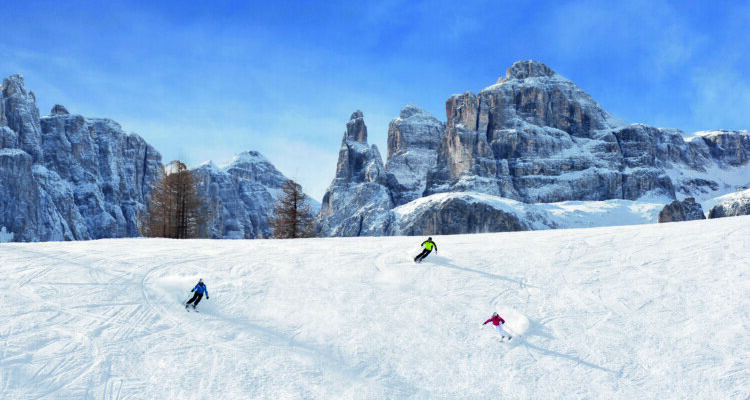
[[0, 74, 162, 241]]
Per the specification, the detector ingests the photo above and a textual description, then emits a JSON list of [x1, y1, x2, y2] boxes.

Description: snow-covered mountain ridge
[[2, 216, 747, 398], [2, 59, 749, 241]]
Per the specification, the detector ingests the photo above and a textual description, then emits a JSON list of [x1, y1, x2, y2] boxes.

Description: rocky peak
[[1, 73, 25, 96], [388, 104, 443, 154], [505, 60, 557, 80], [385, 104, 444, 206], [398, 103, 429, 119], [332, 110, 384, 183], [223, 150, 288, 188], [51, 104, 70, 115], [0, 73, 43, 162], [345, 110, 367, 143], [224, 150, 270, 167]]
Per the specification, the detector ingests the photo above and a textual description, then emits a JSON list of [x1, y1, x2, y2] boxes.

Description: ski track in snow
[[1, 217, 749, 399]]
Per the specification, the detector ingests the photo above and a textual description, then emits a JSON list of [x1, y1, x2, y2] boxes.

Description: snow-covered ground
[[1, 216, 748, 399]]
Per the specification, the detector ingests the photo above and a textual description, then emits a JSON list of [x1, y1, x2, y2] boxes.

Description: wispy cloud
[[689, 56, 750, 132]]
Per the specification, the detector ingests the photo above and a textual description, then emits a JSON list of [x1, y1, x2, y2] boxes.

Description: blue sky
[[2, 0, 748, 200]]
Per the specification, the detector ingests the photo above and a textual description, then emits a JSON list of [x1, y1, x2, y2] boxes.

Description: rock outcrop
[[708, 189, 750, 219], [0, 75, 162, 241], [658, 198, 706, 223]]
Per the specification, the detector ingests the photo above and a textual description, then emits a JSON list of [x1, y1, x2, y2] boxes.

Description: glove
[[206, 296, 209, 300], [190, 290, 194, 292]]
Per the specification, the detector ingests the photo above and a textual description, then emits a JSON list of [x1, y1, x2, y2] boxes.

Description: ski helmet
[[493, 312, 498, 317], [199, 278, 203, 283], [428, 237, 432, 240]]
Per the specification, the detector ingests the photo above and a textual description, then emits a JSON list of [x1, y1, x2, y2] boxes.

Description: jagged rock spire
[[318, 110, 393, 236], [345, 110, 367, 143]]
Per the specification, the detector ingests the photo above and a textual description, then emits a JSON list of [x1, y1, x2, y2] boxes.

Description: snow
[[1, 216, 748, 398], [393, 192, 669, 229], [536, 199, 666, 228], [703, 188, 750, 214], [0, 227, 13, 242], [665, 162, 750, 206], [693, 129, 750, 139], [0, 148, 28, 157], [219, 151, 272, 169]]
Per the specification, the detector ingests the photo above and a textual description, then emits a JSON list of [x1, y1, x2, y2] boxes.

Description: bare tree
[[269, 180, 316, 238], [140, 160, 212, 238]]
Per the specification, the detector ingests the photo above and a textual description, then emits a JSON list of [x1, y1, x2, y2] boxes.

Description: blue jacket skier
[[185, 279, 209, 310], [414, 237, 437, 263]]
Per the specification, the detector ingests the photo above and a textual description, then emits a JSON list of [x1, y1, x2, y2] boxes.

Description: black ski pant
[[414, 249, 432, 263], [186, 292, 203, 307]]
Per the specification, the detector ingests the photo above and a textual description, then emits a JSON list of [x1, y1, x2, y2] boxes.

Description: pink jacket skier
[[483, 312, 513, 340]]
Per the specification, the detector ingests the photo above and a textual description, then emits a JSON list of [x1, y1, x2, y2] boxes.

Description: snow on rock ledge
[[708, 189, 750, 218], [389, 192, 556, 235]]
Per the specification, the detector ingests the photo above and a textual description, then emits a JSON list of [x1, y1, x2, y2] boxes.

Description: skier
[[185, 278, 209, 310], [483, 312, 512, 341], [414, 237, 437, 263]]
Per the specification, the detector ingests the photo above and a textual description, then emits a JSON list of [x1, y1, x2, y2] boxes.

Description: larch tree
[[140, 160, 212, 239], [269, 179, 316, 239]]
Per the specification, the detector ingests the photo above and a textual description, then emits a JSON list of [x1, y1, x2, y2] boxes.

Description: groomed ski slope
[[1, 217, 748, 399]]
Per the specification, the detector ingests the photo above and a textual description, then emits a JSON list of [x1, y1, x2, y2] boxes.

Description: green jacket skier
[[414, 237, 437, 263]]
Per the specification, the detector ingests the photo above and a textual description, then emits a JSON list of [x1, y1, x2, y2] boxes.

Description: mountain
[[424, 60, 748, 202], [0, 74, 162, 241], [192, 151, 297, 239], [319, 60, 750, 236], [0, 74, 320, 242]]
